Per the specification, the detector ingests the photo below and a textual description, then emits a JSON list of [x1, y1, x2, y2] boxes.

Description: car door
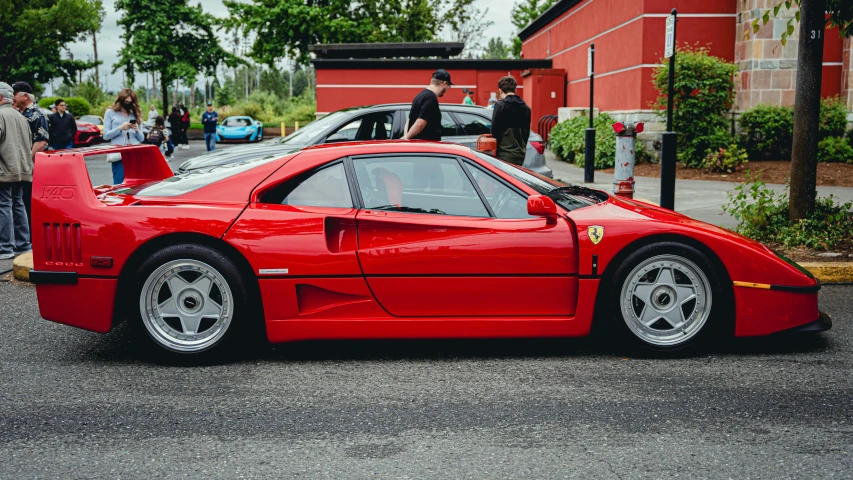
[[350, 153, 578, 318]]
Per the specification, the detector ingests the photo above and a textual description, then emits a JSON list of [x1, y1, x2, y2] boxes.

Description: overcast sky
[[56, 0, 518, 95]]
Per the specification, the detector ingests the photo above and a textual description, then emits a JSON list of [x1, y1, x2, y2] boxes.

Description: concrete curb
[[12, 251, 32, 282], [8, 250, 853, 285], [799, 262, 853, 284]]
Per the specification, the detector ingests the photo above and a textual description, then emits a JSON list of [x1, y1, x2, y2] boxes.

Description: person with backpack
[[144, 115, 170, 158]]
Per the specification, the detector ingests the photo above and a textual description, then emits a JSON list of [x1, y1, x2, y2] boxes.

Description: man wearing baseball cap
[[0, 82, 33, 259], [10, 81, 48, 232], [403, 69, 452, 141]]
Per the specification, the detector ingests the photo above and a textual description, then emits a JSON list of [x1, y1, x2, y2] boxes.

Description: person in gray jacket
[[490, 76, 531, 166], [0, 82, 33, 259]]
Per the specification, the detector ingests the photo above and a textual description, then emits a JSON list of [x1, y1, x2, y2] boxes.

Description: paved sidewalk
[[546, 151, 853, 229]]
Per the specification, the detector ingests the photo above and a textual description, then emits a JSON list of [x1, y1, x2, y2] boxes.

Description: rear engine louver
[[43, 223, 83, 266]]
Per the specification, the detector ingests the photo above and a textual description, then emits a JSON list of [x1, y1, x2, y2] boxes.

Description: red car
[[74, 121, 102, 147], [30, 142, 829, 359]]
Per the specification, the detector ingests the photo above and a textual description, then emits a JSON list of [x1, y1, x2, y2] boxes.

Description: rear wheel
[[608, 242, 727, 354], [133, 244, 251, 360]]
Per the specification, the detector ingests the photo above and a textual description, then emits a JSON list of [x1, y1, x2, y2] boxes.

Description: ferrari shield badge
[[588, 226, 604, 245]]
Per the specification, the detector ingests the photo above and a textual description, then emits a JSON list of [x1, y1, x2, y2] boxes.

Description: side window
[[326, 112, 394, 142], [353, 156, 489, 217], [327, 118, 362, 141], [455, 113, 491, 136], [464, 163, 534, 219], [361, 112, 393, 140], [262, 162, 353, 208], [441, 112, 459, 137]]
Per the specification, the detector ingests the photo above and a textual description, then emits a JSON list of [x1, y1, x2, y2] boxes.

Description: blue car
[[216, 116, 264, 143]]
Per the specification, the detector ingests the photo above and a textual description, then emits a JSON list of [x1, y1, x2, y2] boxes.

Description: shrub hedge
[[738, 104, 793, 160], [549, 112, 617, 169], [37, 97, 91, 118], [652, 46, 738, 168], [737, 96, 850, 161]]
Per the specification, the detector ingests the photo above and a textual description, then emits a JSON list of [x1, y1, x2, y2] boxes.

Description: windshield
[[79, 115, 102, 125], [471, 150, 606, 211], [267, 110, 351, 145], [223, 117, 252, 127], [128, 151, 292, 197]]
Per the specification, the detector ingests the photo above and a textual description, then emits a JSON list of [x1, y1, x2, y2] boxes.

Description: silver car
[[179, 104, 552, 177]]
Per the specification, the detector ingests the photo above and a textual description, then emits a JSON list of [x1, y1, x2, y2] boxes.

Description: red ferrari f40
[[30, 142, 829, 359]]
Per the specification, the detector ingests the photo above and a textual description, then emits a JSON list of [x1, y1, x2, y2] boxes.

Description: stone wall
[[735, 0, 800, 111]]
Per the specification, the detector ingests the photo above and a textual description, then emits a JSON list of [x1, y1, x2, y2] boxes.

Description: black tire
[[603, 241, 730, 356], [131, 243, 255, 362]]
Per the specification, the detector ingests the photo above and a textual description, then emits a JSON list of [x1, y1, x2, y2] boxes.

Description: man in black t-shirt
[[403, 69, 453, 141]]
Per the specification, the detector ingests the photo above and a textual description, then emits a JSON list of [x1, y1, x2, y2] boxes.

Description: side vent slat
[[42, 222, 83, 266], [43, 223, 52, 263], [72, 224, 82, 264]]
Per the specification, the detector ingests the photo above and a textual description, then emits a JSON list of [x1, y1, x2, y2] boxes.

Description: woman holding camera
[[103, 88, 144, 184]]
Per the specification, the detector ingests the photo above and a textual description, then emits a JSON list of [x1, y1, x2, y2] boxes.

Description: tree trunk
[[161, 74, 169, 118], [173, 80, 179, 107], [789, 0, 826, 221], [92, 30, 100, 88], [190, 82, 196, 109]]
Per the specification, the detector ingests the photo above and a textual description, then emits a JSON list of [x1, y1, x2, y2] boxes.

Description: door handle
[[362, 210, 388, 216]]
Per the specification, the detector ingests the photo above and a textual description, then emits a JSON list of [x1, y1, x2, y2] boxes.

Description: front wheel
[[608, 242, 728, 354], [133, 244, 252, 360]]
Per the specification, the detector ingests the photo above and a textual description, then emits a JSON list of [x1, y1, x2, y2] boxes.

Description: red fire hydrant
[[612, 121, 644, 198]]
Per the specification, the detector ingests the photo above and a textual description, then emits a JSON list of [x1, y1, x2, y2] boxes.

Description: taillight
[[531, 141, 545, 155]]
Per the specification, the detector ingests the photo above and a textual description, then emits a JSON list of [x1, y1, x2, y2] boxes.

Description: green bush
[[819, 96, 848, 139], [817, 136, 853, 163], [549, 112, 617, 169], [652, 46, 738, 168], [703, 143, 748, 173], [38, 97, 91, 118], [635, 142, 656, 164], [738, 104, 794, 160], [723, 172, 853, 251]]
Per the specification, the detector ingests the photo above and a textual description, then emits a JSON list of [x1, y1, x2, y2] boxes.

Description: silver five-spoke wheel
[[139, 259, 234, 353], [620, 254, 713, 347]]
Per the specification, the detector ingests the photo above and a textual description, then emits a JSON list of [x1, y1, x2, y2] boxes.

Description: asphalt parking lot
[[1, 278, 851, 479]]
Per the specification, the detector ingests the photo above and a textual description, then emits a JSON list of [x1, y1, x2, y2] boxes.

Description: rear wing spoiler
[[34, 144, 174, 194]]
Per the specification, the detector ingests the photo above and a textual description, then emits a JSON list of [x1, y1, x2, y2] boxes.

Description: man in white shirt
[[147, 104, 158, 122]]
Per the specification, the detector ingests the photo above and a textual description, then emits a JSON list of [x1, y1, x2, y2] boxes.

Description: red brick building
[[311, 43, 551, 116], [518, 0, 852, 118]]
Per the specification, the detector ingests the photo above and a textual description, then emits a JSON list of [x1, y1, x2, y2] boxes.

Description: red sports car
[[30, 142, 829, 359], [74, 121, 102, 147]]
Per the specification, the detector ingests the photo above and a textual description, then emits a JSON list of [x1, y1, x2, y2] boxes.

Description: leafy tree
[[223, 0, 485, 65], [87, 0, 106, 88], [482, 38, 511, 59], [114, 0, 236, 115], [260, 67, 292, 100], [0, 0, 104, 86], [750, 0, 852, 220], [292, 70, 310, 98], [445, 4, 493, 56], [510, 0, 557, 57]]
